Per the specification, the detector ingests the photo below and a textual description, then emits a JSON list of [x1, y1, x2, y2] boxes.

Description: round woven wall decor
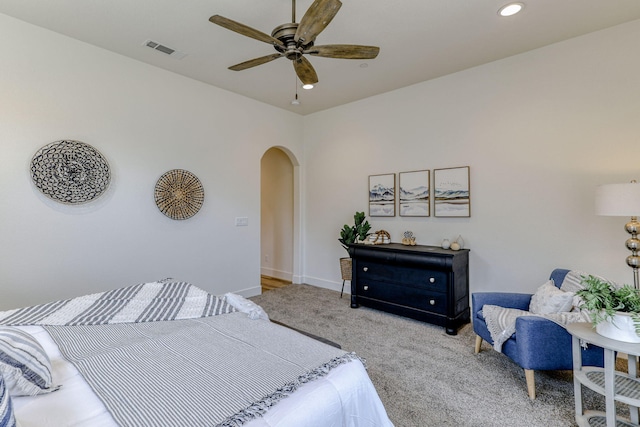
[[30, 140, 111, 204], [154, 169, 204, 220]]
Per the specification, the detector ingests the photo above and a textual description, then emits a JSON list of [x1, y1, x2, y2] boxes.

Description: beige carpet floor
[[250, 283, 620, 427]]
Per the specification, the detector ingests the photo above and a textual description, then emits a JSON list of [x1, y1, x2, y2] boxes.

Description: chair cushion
[[529, 280, 574, 314]]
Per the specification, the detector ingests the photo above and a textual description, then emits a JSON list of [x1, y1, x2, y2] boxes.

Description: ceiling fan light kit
[[498, 2, 525, 17], [209, 0, 379, 89]]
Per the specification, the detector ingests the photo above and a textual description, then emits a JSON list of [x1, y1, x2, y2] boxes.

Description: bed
[[0, 280, 393, 427]]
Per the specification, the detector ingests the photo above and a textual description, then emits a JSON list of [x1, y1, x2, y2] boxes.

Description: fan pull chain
[[291, 73, 300, 105]]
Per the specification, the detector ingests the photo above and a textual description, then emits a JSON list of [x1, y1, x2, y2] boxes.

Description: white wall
[[2, 12, 639, 311], [261, 148, 294, 280], [0, 14, 303, 309], [303, 19, 640, 294]]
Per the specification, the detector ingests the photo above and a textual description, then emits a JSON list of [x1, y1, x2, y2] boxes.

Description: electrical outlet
[[235, 217, 248, 226], [265, 254, 269, 262]]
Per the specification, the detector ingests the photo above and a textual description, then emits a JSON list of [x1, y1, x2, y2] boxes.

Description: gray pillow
[[0, 371, 17, 427], [0, 327, 59, 396]]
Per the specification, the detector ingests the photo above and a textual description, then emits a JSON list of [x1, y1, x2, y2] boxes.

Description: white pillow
[[559, 271, 587, 312], [223, 293, 269, 321], [529, 280, 574, 314]]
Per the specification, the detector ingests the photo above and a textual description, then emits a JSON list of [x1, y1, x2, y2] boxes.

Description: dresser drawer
[[357, 262, 448, 292], [356, 280, 447, 315]]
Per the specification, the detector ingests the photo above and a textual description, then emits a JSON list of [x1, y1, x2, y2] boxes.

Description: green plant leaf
[[339, 211, 371, 251], [576, 275, 640, 330]]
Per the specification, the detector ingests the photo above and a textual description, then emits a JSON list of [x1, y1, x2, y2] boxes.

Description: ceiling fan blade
[[294, 0, 342, 45], [305, 44, 380, 59], [209, 15, 284, 48], [228, 53, 284, 71], [293, 56, 319, 85]]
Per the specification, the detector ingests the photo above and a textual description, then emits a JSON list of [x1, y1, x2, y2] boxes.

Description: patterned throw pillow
[[0, 372, 17, 427], [529, 280, 574, 314], [0, 327, 58, 396]]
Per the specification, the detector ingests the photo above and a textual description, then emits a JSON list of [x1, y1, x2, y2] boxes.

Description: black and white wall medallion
[[30, 140, 111, 204], [154, 169, 204, 220]]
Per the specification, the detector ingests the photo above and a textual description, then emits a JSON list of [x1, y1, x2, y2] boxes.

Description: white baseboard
[[232, 285, 262, 298], [260, 267, 292, 282]]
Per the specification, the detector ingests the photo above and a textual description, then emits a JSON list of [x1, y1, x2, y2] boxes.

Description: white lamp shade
[[595, 182, 640, 216]]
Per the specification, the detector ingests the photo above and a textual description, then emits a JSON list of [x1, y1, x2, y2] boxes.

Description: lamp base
[[625, 217, 639, 289]]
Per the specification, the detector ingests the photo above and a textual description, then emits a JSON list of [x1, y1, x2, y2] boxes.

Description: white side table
[[567, 322, 640, 427]]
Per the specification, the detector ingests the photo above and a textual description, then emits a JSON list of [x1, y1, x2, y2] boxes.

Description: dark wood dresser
[[349, 243, 470, 335]]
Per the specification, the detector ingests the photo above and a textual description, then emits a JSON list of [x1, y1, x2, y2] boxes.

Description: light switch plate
[[235, 217, 248, 226]]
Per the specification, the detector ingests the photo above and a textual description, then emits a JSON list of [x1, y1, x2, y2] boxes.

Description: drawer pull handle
[[429, 299, 436, 306], [363, 267, 369, 272], [429, 277, 436, 283], [363, 285, 369, 291]]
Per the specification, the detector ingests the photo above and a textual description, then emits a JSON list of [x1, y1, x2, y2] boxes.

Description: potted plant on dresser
[[338, 212, 371, 298], [577, 275, 640, 343]]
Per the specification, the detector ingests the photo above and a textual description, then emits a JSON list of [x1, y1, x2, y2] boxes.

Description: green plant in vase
[[577, 275, 640, 336], [337, 212, 371, 296], [339, 211, 371, 251]]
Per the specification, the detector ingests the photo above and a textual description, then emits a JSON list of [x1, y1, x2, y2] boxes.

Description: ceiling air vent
[[143, 40, 187, 59]]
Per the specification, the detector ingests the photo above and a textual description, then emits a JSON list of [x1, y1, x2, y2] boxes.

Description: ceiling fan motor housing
[[272, 23, 312, 60]]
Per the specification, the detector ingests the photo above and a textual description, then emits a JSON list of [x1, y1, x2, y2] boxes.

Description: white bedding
[[12, 324, 393, 427]]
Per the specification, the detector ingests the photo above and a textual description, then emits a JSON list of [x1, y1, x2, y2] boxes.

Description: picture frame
[[434, 166, 470, 217], [399, 170, 430, 217], [369, 173, 396, 217]]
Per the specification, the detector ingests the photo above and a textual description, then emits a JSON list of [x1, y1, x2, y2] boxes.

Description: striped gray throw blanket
[[0, 279, 235, 325], [45, 312, 355, 427], [483, 305, 588, 352], [0, 281, 357, 426]]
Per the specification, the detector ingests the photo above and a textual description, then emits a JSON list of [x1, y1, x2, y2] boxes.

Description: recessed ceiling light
[[302, 84, 314, 90], [498, 2, 524, 17]]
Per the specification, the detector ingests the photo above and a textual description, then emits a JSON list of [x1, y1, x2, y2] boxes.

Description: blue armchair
[[472, 268, 604, 400]]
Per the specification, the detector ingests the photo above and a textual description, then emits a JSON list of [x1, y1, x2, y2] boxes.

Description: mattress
[[12, 324, 393, 427]]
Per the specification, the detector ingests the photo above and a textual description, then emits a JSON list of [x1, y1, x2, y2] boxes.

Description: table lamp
[[595, 180, 640, 289]]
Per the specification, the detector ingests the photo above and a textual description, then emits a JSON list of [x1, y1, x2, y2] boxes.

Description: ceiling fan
[[209, 0, 380, 86]]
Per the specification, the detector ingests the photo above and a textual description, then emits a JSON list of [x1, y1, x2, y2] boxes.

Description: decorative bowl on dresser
[[348, 243, 470, 335]]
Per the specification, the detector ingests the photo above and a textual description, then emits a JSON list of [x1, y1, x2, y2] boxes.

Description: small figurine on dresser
[[402, 231, 417, 246], [367, 230, 391, 244], [450, 235, 464, 251]]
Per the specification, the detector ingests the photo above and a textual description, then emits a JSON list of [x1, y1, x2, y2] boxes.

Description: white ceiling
[[2, 1, 640, 115]]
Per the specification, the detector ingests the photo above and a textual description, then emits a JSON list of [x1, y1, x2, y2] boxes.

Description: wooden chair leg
[[525, 369, 536, 400], [340, 280, 345, 298], [474, 335, 483, 354]]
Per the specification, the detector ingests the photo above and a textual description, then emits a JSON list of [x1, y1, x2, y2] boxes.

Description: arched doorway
[[260, 147, 300, 292]]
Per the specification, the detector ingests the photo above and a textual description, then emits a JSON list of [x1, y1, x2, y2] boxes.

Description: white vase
[[595, 312, 640, 343]]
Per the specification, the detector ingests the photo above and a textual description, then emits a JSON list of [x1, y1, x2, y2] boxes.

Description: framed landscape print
[[434, 166, 470, 217], [369, 173, 395, 217], [399, 170, 430, 217]]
